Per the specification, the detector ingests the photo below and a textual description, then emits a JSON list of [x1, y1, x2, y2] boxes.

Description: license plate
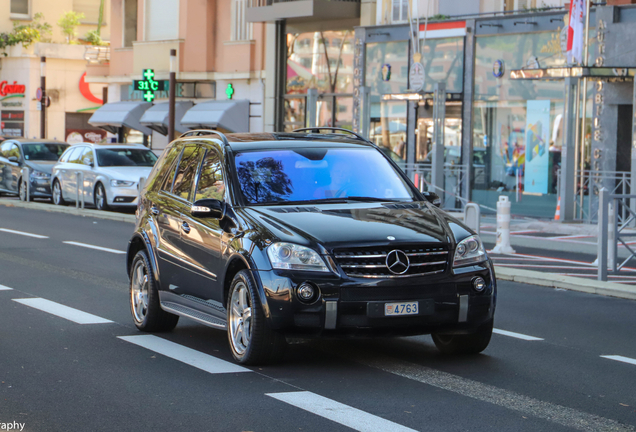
[[384, 302, 418, 316]]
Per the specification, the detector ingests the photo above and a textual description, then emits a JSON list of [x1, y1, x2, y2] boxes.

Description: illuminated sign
[[225, 83, 234, 100], [133, 69, 165, 102]]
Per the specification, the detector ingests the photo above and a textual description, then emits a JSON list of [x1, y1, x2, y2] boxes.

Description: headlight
[[30, 170, 50, 179], [267, 242, 329, 272], [453, 235, 487, 267], [110, 180, 135, 187]]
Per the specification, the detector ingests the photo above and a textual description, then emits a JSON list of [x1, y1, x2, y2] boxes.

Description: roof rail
[[292, 127, 371, 143], [179, 129, 229, 146]]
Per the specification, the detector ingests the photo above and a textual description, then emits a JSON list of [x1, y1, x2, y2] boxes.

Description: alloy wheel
[[229, 281, 252, 355], [95, 185, 105, 210], [18, 182, 25, 201], [53, 182, 62, 205], [130, 260, 149, 323]]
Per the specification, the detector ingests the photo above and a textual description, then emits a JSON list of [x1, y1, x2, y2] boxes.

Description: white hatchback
[[51, 143, 158, 210]]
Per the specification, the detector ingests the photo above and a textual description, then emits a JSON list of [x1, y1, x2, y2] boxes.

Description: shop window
[[10, 0, 29, 17], [74, 0, 101, 23], [145, 0, 178, 42], [123, 0, 137, 47]]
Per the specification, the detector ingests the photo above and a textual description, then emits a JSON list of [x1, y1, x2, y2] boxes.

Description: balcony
[[246, 0, 360, 23]]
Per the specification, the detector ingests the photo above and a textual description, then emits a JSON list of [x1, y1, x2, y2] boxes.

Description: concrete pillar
[[406, 100, 417, 174], [432, 82, 446, 196], [306, 88, 318, 128], [352, 28, 366, 135], [560, 77, 578, 222], [461, 19, 476, 202], [264, 23, 277, 132]]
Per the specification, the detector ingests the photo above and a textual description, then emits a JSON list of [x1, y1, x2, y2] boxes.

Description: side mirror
[[423, 191, 441, 207], [191, 198, 225, 219], [8, 156, 19, 163]]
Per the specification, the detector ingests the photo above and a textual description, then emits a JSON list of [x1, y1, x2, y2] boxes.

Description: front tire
[[18, 179, 27, 201], [227, 270, 286, 365], [94, 183, 109, 211], [432, 319, 493, 355], [130, 249, 179, 332], [52, 180, 66, 206]]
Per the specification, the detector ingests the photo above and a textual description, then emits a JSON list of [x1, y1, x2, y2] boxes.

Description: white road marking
[[63, 241, 125, 254], [344, 351, 635, 432], [12, 298, 113, 324], [267, 391, 417, 432], [493, 328, 544, 341], [0, 228, 48, 238], [0, 284, 13, 290], [601, 355, 636, 366], [118, 335, 249, 374]]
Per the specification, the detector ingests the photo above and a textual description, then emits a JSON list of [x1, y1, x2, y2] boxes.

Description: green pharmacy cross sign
[[133, 69, 165, 102]]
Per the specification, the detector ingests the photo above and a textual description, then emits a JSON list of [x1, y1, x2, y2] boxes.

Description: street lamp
[[40, 56, 46, 139], [168, 49, 176, 141]]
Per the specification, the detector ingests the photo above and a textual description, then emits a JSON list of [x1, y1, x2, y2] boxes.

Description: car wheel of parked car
[[94, 183, 109, 211], [18, 180, 26, 201], [431, 319, 493, 355], [227, 270, 286, 365], [130, 249, 179, 332], [52, 180, 65, 206]]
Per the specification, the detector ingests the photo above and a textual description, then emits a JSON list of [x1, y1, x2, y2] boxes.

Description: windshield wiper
[[308, 197, 407, 204]]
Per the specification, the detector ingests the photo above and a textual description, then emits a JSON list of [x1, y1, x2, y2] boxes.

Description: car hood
[[26, 161, 56, 175], [243, 201, 459, 250], [98, 166, 153, 182]]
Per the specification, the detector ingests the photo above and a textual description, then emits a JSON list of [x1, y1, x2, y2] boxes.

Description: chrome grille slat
[[407, 251, 448, 257], [340, 264, 386, 269], [335, 253, 387, 259], [410, 260, 447, 267]]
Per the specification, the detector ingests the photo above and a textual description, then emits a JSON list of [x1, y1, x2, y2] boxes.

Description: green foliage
[[82, 30, 104, 46], [30, 13, 53, 43], [428, 14, 450, 21], [0, 13, 53, 53], [58, 11, 85, 43]]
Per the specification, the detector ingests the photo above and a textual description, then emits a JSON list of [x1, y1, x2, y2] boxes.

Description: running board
[[160, 301, 227, 330]]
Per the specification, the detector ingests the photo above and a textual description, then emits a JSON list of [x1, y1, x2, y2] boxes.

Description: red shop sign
[[0, 81, 26, 97]]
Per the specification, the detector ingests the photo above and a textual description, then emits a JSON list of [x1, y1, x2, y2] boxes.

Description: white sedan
[[51, 143, 158, 210]]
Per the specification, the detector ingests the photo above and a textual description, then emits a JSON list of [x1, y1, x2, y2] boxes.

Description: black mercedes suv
[[127, 128, 496, 365]]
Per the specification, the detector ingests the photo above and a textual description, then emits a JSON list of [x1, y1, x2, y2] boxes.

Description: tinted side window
[[59, 148, 73, 162], [195, 149, 225, 202], [160, 148, 183, 193], [82, 149, 94, 166], [66, 147, 84, 164], [172, 145, 203, 201]]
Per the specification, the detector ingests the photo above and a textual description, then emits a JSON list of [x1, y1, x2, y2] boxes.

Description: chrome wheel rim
[[229, 282, 252, 356], [53, 182, 61, 205], [131, 260, 149, 323], [95, 185, 105, 210]]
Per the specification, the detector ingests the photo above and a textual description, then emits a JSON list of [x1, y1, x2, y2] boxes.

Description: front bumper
[[107, 184, 139, 207], [256, 260, 496, 337], [28, 178, 52, 198]]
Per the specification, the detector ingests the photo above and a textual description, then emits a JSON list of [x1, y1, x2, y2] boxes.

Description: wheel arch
[[127, 232, 160, 285], [224, 253, 272, 321]]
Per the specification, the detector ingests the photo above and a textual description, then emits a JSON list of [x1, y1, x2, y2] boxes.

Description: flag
[[567, 0, 586, 65]]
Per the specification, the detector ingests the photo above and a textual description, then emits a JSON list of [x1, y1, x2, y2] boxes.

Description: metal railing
[[597, 188, 636, 281], [84, 46, 110, 64], [248, 0, 358, 5], [401, 163, 468, 211]]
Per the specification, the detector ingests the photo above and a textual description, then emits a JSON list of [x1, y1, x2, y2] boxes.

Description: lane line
[[63, 241, 126, 254], [493, 329, 544, 341], [118, 335, 249, 374], [601, 355, 636, 366], [0, 284, 13, 291], [342, 350, 636, 432], [267, 391, 417, 432], [13, 298, 113, 324], [0, 228, 48, 239]]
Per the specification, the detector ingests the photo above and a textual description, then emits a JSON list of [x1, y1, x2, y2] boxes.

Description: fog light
[[297, 283, 316, 302], [472, 276, 486, 293]]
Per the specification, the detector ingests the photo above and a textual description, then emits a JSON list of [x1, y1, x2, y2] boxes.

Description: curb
[[0, 198, 136, 224], [495, 266, 636, 301]]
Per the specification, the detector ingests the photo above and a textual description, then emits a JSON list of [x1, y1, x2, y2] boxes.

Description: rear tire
[[227, 270, 286, 365], [52, 180, 65, 206], [432, 319, 493, 355], [129, 249, 179, 332]]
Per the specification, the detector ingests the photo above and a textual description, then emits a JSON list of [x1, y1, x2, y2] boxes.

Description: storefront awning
[[88, 101, 153, 135], [180, 100, 249, 133], [139, 101, 194, 136]]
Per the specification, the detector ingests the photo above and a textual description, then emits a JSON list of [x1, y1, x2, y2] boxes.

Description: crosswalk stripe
[[118, 335, 249, 374], [12, 298, 113, 324], [0, 228, 48, 238], [601, 355, 636, 366], [0, 284, 13, 290], [493, 328, 544, 341], [62, 241, 126, 254], [267, 391, 417, 432]]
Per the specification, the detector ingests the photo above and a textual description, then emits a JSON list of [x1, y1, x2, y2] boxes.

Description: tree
[[58, 11, 85, 43]]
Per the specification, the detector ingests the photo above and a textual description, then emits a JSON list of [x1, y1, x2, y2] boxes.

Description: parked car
[[0, 139, 69, 201], [127, 128, 496, 365], [51, 143, 157, 210]]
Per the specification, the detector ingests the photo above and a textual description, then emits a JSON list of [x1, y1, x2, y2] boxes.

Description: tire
[[129, 249, 179, 332], [52, 180, 66, 206], [432, 319, 493, 355], [18, 179, 26, 201], [94, 183, 109, 211], [227, 270, 286, 365]]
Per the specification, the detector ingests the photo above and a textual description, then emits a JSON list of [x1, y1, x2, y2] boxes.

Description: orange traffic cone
[[554, 196, 561, 221]]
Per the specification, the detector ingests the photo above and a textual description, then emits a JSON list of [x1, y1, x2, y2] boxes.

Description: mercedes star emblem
[[386, 250, 410, 275]]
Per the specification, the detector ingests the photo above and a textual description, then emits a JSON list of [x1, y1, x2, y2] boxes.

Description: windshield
[[234, 148, 415, 205], [22, 143, 68, 161], [96, 149, 158, 167]]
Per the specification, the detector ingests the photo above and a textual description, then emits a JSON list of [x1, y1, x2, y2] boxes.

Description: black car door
[[177, 146, 226, 303]]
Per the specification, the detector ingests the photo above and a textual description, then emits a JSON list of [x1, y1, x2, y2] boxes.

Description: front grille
[[333, 244, 449, 278]]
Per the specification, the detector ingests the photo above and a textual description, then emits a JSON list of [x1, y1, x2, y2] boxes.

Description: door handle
[[150, 206, 160, 215], [181, 221, 191, 234]]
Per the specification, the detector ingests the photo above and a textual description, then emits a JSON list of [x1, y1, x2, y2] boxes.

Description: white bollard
[[608, 202, 616, 270], [463, 202, 481, 235], [492, 196, 516, 254]]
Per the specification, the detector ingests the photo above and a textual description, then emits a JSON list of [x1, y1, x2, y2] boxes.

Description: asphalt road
[[1, 205, 635, 432]]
